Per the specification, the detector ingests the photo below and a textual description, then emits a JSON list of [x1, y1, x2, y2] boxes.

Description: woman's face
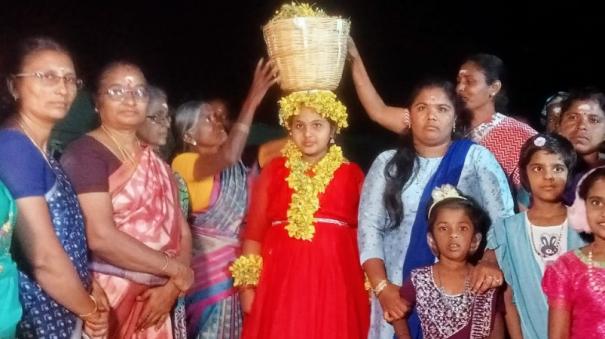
[[189, 103, 227, 147], [137, 98, 170, 146], [13, 49, 78, 123], [557, 99, 605, 156], [96, 65, 148, 130], [456, 62, 498, 112], [209, 99, 231, 130], [409, 86, 455, 148], [289, 107, 334, 161]]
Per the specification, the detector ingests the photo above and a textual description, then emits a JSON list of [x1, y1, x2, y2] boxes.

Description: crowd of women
[[0, 34, 604, 339]]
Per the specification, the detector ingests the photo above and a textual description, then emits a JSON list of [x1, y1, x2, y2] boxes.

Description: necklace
[[17, 120, 51, 165], [528, 215, 565, 259], [587, 246, 605, 293], [433, 265, 473, 310], [100, 125, 139, 166], [282, 140, 344, 241]]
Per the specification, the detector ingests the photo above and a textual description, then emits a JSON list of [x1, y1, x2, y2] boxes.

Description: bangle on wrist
[[160, 253, 170, 273], [233, 122, 250, 135], [79, 294, 98, 319], [373, 279, 389, 297]]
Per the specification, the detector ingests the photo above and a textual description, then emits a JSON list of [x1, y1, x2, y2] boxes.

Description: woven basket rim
[[264, 16, 351, 28]]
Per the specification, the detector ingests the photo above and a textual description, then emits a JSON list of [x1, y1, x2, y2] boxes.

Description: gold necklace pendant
[[100, 125, 139, 166]]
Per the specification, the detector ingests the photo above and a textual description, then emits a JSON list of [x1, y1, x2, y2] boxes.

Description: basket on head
[[263, 16, 350, 92]]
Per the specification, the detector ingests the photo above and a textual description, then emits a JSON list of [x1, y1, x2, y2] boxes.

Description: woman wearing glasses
[[61, 61, 194, 338], [137, 86, 172, 153], [0, 37, 109, 338]]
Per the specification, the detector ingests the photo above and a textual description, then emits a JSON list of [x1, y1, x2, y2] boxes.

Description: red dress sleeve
[[244, 158, 281, 242]]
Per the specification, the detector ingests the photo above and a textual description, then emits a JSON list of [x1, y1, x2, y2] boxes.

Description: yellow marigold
[[271, 2, 328, 21], [229, 254, 263, 287], [282, 140, 344, 240], [278, 90, 348, 133]]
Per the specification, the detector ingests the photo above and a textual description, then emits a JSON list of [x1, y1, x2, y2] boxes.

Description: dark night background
[[1, 1, 604, 167]]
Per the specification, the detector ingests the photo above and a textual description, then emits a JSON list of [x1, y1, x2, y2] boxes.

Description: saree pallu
[[18, 157, 91, 339], [185, 163, 247, 339], [93, 147, 182, 339]]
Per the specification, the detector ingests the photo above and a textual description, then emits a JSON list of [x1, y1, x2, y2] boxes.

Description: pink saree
[[93, 146, 182, 338]]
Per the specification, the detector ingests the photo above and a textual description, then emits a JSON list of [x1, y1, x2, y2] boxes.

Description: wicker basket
[[263, 16, 350, 92]]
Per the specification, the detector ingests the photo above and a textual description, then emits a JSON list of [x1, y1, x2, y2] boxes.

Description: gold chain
[[100, 125, 139, 166]]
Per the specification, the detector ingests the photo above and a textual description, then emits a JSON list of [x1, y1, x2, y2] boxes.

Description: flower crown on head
[[278, 90, 348, 133], [534, 136, 546, 147], [428, 184, 468, 217]]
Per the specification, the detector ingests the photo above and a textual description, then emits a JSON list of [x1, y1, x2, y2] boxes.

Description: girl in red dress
[[230, 90, 370, 339]]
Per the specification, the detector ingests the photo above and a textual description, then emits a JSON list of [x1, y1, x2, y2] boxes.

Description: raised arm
[[192, 59, 278, 178], [348, 37, 408, 134]]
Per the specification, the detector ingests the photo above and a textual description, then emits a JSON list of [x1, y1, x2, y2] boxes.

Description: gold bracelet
[[233, 122, 250, 134], [79, 294, 98, 319], [160, 253, 170, 273], [373, 279, 389, 297]]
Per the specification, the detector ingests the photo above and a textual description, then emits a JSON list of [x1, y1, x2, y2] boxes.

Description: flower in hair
[[534, 136, 546, 147], [428, 184, 467, 217], [431, 184, 463, 203]]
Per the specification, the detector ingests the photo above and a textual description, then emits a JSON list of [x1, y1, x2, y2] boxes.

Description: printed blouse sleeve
[[358, 151, 393, 264], [471, 145, 515, 223]]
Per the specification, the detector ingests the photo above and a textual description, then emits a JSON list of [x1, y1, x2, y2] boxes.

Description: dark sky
[[2, 1, 604, 135]]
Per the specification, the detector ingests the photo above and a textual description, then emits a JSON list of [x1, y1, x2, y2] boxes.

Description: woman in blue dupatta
[[358, 78, 515, 339], [171, 59, 276, 338]]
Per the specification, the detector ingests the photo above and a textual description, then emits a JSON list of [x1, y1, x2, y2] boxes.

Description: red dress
[[242, 157, 370, 339]]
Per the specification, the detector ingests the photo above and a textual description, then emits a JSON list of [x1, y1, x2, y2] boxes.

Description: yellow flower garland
[[278, 90, 348, 133], [271, 2, 328, 21], [282, 140, 344, 240], [229, 254, 263, 287]]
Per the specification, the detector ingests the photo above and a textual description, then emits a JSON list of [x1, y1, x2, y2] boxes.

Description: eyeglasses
[[14, 71, 83, 89], [104, 86, 149, 102], [146, 114, 171, 126]]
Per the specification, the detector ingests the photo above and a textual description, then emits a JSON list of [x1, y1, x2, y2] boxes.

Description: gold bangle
[[233, 122, 250, 134], [160, 253, 170, 273], [79, 294, 98, 319], [373, 279, 389, 297]]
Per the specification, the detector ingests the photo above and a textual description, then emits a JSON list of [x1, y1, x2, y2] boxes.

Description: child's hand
[[240, 287, 255, 314], [378, 284, 409, 320]]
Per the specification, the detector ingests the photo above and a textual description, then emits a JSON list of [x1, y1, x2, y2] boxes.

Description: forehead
[[458, 62, 485, 78], [528, 150, 564, 164], [292, 106, 326, 121], [101, 65, 146, 86], [433, 206, 473, 223], [413, 87, 451, 104], [22, 49, 74, 72], [566, 99, 604, 116], [588, 178, 605, 197], [148, 99, 169, 113]]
